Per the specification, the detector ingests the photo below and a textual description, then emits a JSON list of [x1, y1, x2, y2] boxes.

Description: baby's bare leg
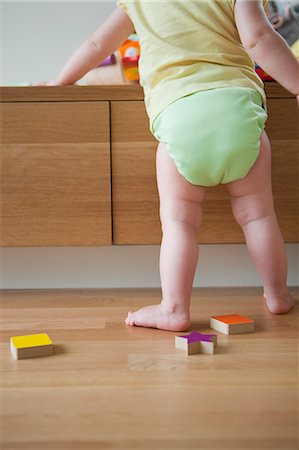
[[125, 143, 205, 330], [226, 131, 294, 314]]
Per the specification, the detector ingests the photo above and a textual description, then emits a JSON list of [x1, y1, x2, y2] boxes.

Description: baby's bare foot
[[125, 302, 190, 331], [264, 288, 295, 314]]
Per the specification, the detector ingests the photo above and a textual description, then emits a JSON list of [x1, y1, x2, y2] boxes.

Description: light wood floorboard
[[0, 288, 298, 450]]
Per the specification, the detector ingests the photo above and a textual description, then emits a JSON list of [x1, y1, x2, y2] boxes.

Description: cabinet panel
[[266, 99, 299, 242], [111, 98, 298, 244], [1, 102, 111, 246], [111, 101, 160, 244]]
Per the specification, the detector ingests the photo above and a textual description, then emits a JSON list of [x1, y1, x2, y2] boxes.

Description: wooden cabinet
[[0, 84, 298, 247], [1, 99, 111, 246], [111, 101, 160, 244], [111, 86, 299, 244], [265, 98, 299, 242]]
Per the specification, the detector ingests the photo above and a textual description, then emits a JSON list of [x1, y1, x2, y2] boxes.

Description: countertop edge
[[0, 82, 294, 102]]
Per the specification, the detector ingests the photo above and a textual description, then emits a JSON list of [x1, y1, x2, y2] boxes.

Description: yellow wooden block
[[10, 333, 54, 360]]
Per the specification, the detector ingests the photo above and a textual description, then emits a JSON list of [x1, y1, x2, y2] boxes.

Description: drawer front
[[266, 98, 299, 242], [1, 101, 111, 246], [112, 98, 298, 244], [111, 101, 160, 244]]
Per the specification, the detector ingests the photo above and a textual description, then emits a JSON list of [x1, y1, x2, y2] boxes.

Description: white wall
[[0, 245, 298, 289], [1, 2, 298, 289], [1, 1, 116, 86]]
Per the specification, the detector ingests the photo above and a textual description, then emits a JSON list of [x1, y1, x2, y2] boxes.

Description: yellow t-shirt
[[117, 0, 267, 130]]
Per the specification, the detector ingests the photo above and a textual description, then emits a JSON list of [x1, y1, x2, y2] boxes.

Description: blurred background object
[[266, 0, 299, 49], [256, 1, 299, 80], [118, 33, 140, 84]]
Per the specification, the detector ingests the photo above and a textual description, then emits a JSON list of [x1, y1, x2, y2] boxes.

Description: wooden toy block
[[175, 331, 217, 355], [210, 314, 255, 335], [10, 333, 54, 360]]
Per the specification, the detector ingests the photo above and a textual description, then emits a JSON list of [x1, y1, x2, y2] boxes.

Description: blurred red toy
[[255, 64, 274, 81]]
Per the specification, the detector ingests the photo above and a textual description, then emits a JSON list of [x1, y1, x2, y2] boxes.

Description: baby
[[37, 0, 298, 331]]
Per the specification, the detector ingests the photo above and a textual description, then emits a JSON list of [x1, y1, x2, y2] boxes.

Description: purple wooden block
[[98, 55, 116, 67], [180, 331, 216, 344]]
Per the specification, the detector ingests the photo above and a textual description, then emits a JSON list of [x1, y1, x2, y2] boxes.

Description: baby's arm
[[235, 0, 299, 104], [36, 8, 134, 86]]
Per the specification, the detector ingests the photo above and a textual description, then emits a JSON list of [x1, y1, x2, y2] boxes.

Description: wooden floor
[[0, 287, 298, 450]]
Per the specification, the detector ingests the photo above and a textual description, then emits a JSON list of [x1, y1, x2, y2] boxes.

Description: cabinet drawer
[[111, 101, 160, 244], [1, 101, 111, 246], [266, 98, 299, 242], [111, 99, 298, 244]]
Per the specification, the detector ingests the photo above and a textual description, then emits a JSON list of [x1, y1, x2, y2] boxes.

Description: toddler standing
[[37, 0, 298, 331]]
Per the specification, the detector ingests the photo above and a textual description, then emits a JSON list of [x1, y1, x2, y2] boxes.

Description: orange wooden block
[[210, 314, 255, 335]]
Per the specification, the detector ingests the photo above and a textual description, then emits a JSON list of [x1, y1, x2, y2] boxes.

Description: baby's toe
[[129, 312, 136, 326], [125, 311, 135, 326]]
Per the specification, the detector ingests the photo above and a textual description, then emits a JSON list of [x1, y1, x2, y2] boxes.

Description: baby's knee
[[160, 199, 203, 231], [231, 195, 274, 227]]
